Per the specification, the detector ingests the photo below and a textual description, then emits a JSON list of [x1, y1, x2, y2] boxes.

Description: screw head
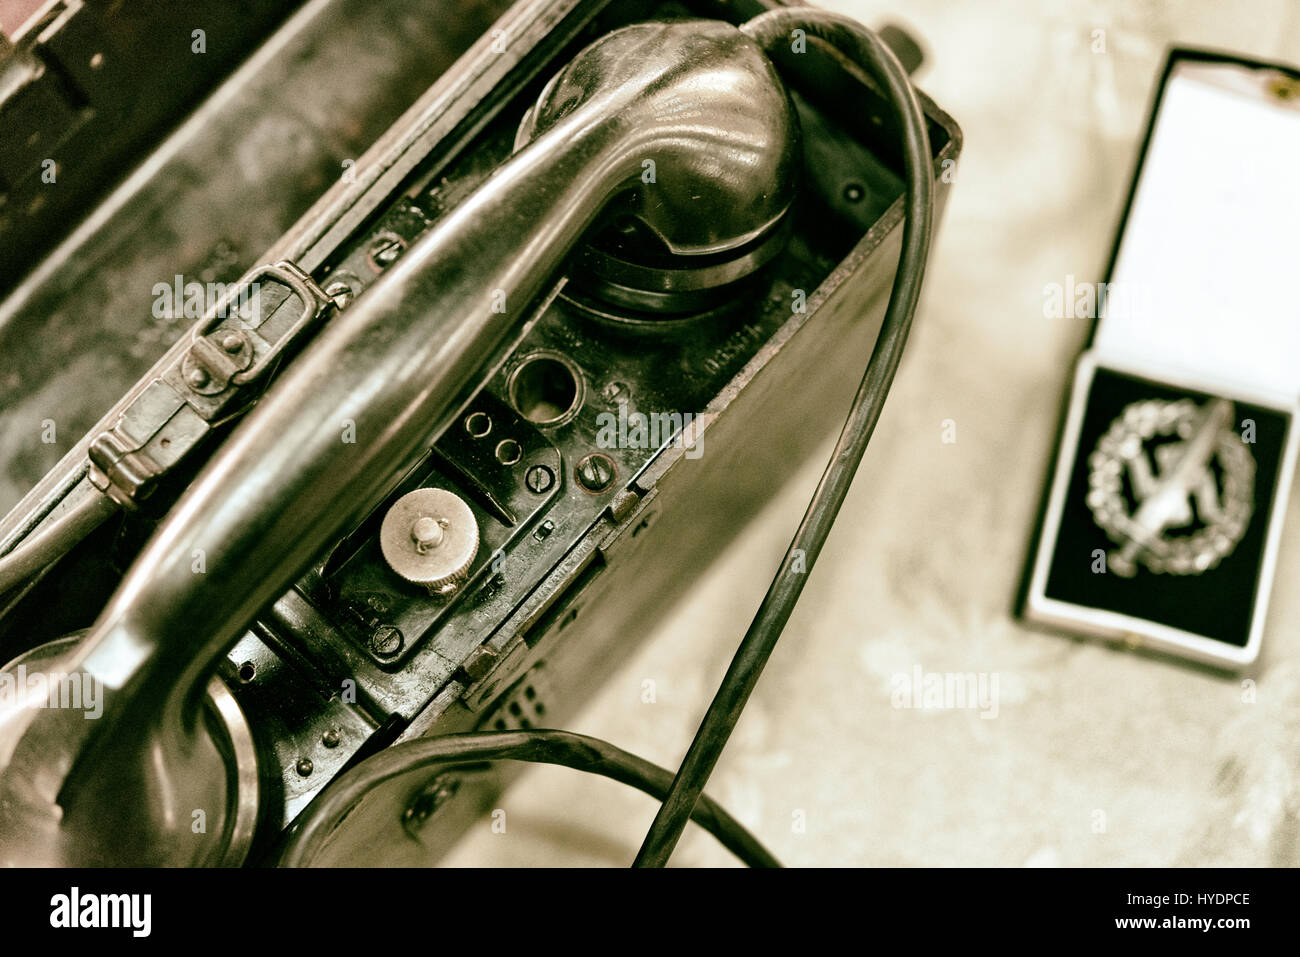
[[403, 776, 461, 831], [325, 280, 354, 309], [220, 332, 243, 353], [296, 758, 314, 777], [369, 234, 405, 268], [322, 728, 341, 749], [576, 453, 616, 493], [186, 366, 210, 388], [370, 624, 404, 658], [525, 464, 555, 494]]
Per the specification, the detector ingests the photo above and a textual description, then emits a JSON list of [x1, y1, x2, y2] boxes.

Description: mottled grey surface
[[444, 0, 1300, 866]]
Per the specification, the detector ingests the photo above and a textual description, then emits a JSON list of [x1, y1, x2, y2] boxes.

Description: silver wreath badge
[[1087, 398, 1254, 577]]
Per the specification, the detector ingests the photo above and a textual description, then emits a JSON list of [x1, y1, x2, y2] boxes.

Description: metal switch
[[380, 488, 479, 594]]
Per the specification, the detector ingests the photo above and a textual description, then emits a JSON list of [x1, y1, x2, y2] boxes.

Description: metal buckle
[[182, 260, 333, 395]]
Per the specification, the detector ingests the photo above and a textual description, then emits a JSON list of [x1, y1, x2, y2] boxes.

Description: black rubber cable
[[632, 9, 935, 867], [279, 729, 781, 867]]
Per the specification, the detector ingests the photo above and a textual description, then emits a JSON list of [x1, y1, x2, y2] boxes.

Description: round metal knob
[[380, 488, 479, 593]]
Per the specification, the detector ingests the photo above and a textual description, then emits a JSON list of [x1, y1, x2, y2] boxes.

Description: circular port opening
[[465, 411, 492, 438], [508, 354, 582, 426], [495, 439, 522, 466]]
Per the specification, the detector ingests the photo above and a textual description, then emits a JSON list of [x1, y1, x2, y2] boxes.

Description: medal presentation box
[[1020, 51, 1300, 669]]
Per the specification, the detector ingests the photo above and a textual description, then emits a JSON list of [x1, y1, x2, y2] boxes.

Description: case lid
[[1095, 58, 1300, 404]]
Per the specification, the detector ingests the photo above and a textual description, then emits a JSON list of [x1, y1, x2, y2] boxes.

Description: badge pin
[[1087, 398, 1254, 577]]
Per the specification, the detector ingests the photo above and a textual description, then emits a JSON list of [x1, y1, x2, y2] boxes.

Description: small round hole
[[237, 661, 256, 683], [508, 354, 582, 426], [495, 439, 522, 466], [465, 411, 492, 438]]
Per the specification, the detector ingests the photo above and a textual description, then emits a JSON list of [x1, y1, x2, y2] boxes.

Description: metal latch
[[182, 260, 333, 395], [88, 259, 334, 507]]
